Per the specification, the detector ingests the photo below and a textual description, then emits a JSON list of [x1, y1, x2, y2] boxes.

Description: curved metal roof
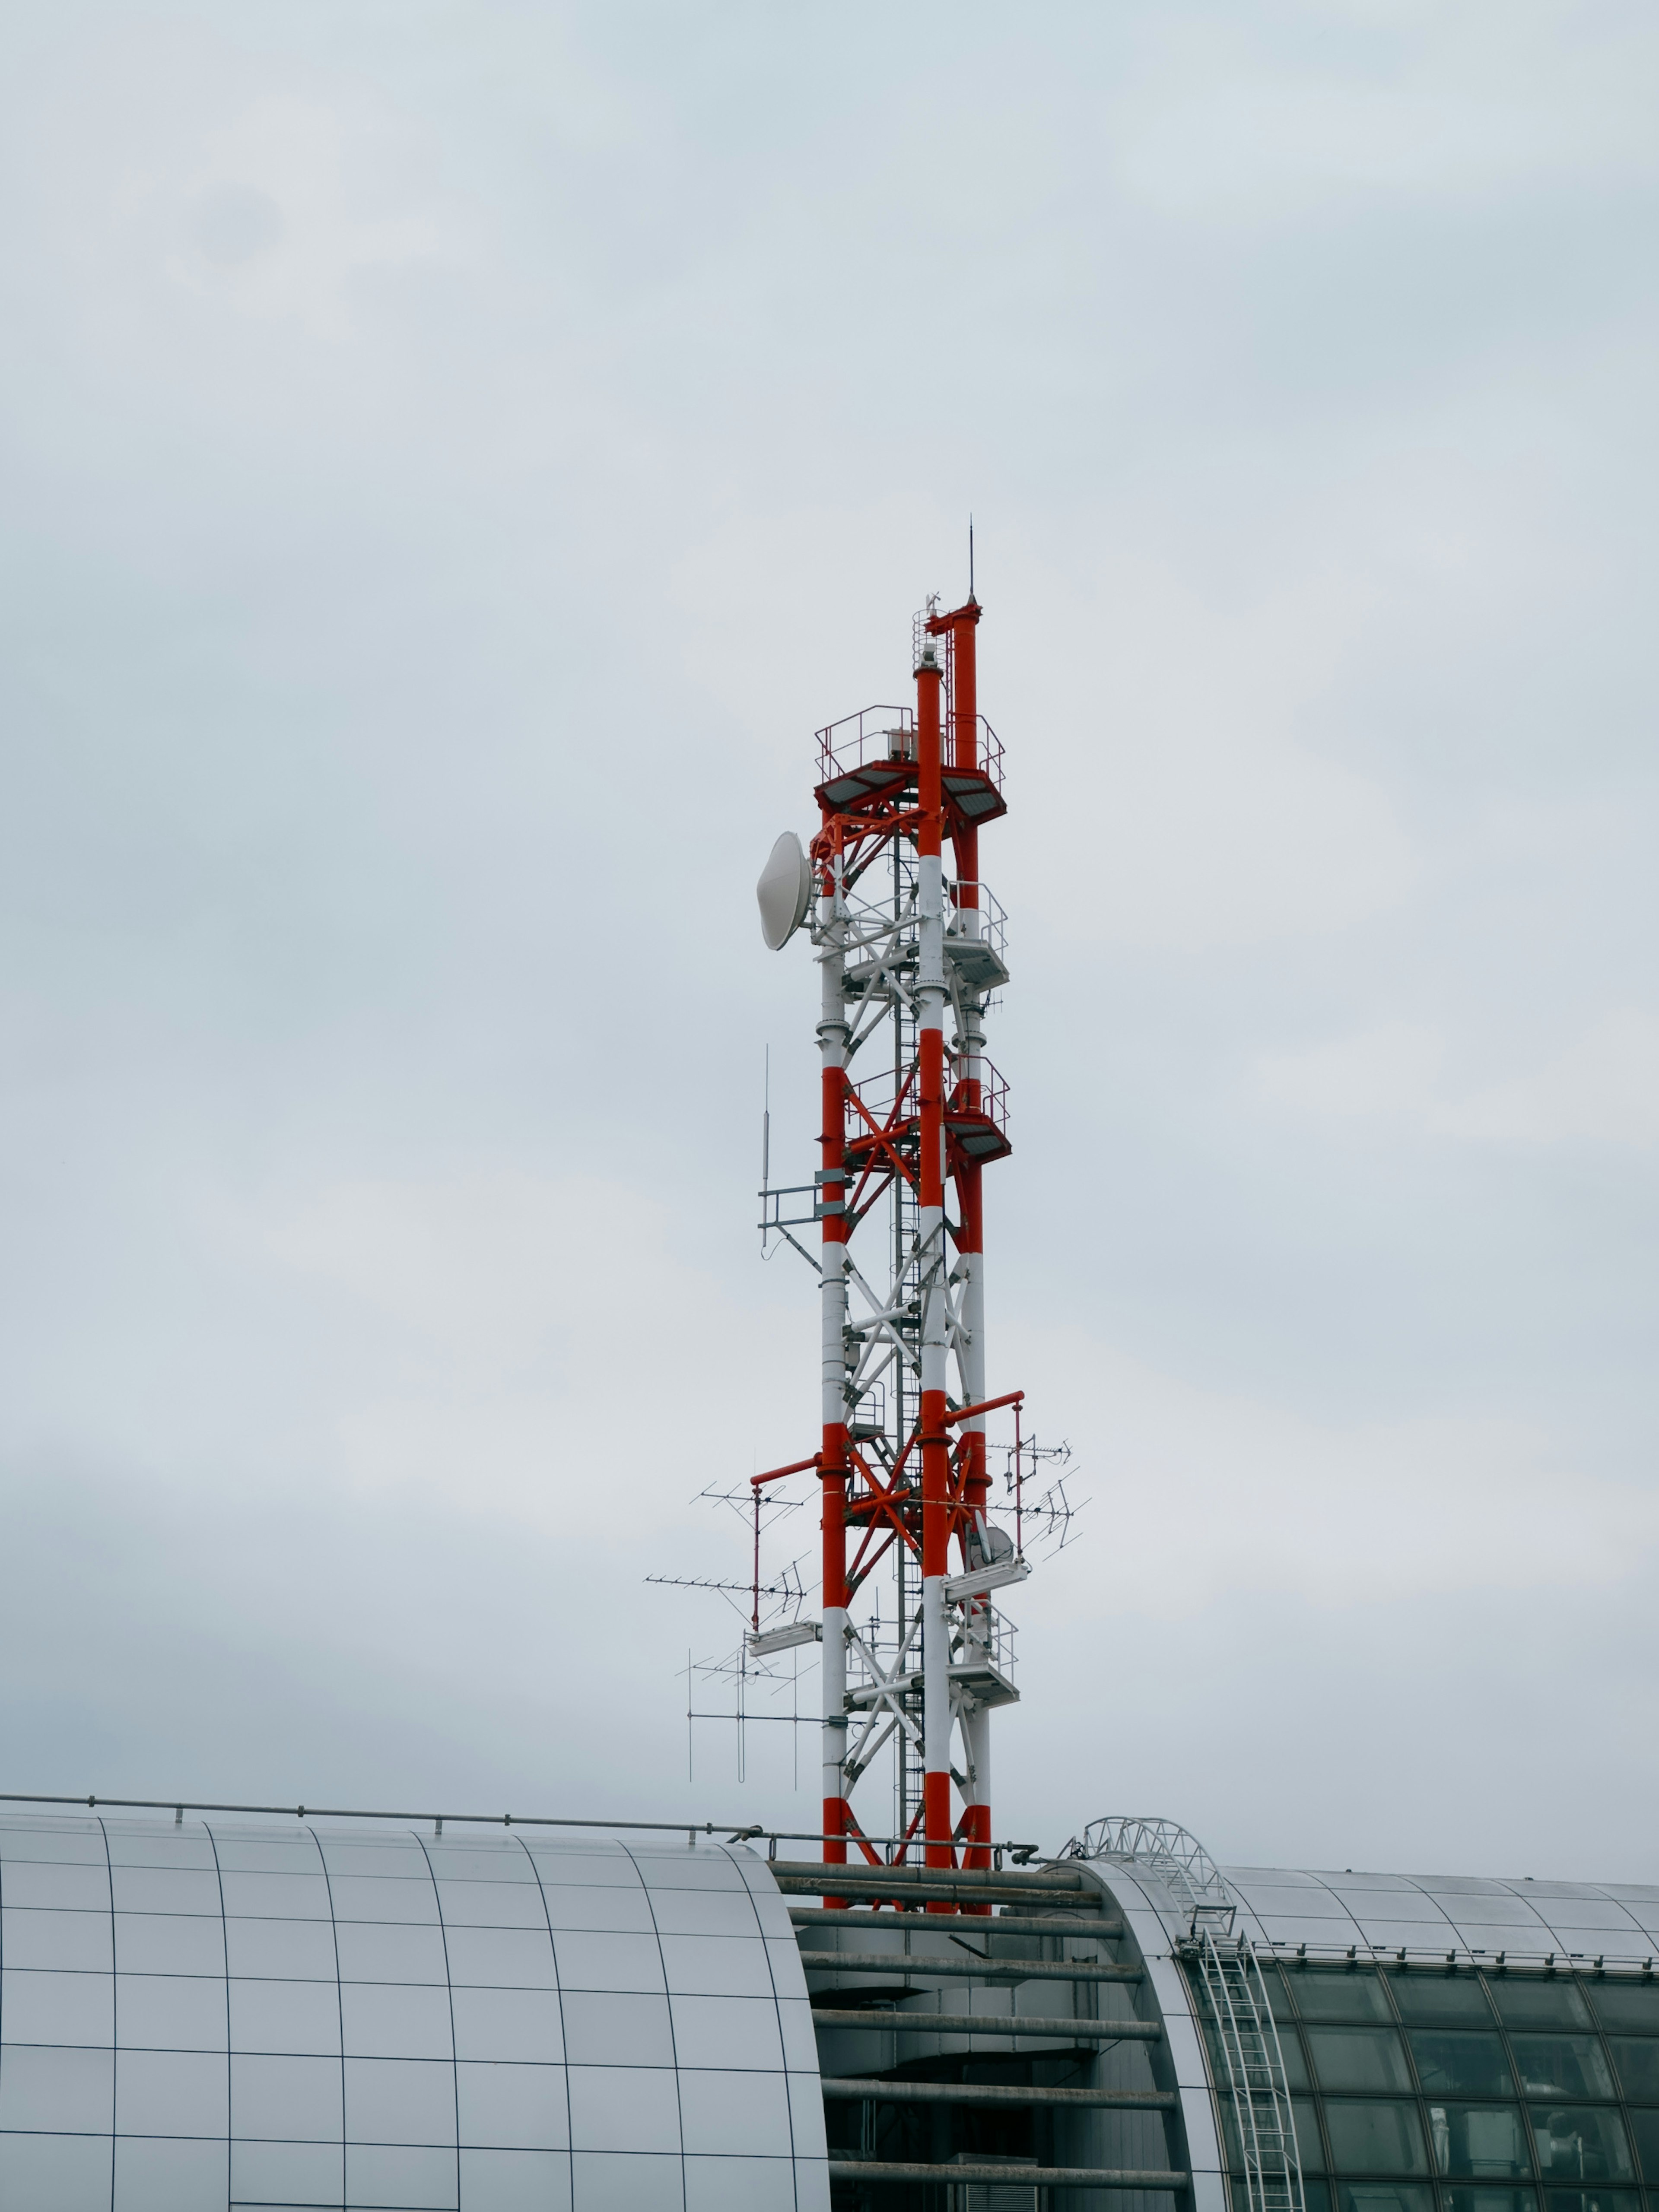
[[0, 1810, 828, 2209], [1221, 1864, 1659, 1964]]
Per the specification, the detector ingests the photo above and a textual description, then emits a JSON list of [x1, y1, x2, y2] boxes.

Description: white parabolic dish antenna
[[756, 830, 813, 950]]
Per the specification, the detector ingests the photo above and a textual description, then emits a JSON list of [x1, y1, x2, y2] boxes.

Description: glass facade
[[1190, 1958, 1659, 2212], [0, 1812, 830, 2211]]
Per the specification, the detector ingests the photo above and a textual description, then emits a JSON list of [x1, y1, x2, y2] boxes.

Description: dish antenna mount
[[756, 830, 813, 950]]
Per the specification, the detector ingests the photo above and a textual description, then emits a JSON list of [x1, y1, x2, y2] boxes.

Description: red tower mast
[[756, 587, 1024, 1897]]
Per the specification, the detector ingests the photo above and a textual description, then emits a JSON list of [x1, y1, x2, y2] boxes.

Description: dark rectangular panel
[[1323, 2099, 1429, 2175], [1510, 2034, 1616, 2101], [1587, 1985, 1659, 2035], [1427, 2103, 1531, 2179], [1491, 1983, 1593, 2031], [1408, 2031, 1512, 2096], [1622, 2108, 1659, 2183], [1606, 2039, 1659, 2102], [1307, 2028, 1412, 2093], [1393, 1979, 1497, 2027], [1293, 1973, 1394, 2025], [1440, 2191, 1537, 2212], [1529, 2108, 1633, 2183], [1332, 2183, 1434, 2212]]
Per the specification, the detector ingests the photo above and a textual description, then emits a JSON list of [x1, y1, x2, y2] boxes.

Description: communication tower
[[755, 587, 1034, 1889]]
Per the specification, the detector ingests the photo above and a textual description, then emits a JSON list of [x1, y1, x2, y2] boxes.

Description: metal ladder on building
[[1189, 1926, 1306, 2212]]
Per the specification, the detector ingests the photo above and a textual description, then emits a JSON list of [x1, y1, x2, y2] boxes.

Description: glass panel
[[1492, 1984, 1593, 2031], [1510, 2037, 1616, 2101], [1530, 2109, 1633, 2183], [1307, 2028, 1412, 2092], [1216, 2090, 1245, 2171], [1606, 2041, 1659, 2101], [1394, 1979, 1496, 2027], [1293, 2096, 1326, 2171], [1275, 2030, 1311, 2091], [1427, 2104, 1532, 2178], [1332, 2185, 1434, 2212], [1410, 2032, 1513, 2096], [1441, 2192, 1537, 2212], [1587, 1985, 1659, 2035], [1323, 2100, 1429, 2174], [1292, 1972, 1395, 2024], [1623, 2109, 1659, 2182], [1541, 2193, 1641, 2212], [1222, 2091, 1296, 2174], [1300, 2180, 1333, 2212]]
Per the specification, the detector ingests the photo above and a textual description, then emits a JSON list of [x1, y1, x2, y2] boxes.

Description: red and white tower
[[756, 588, 1027, 1895]]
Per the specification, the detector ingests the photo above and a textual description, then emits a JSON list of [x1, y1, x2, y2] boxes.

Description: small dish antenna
[[756, 831, 812, 950]]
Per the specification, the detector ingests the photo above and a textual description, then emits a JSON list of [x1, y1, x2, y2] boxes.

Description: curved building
[[4, 1805, 1658, 2212], [794, 1820, 1659, 2212], [0, 1809, 828, 2210]]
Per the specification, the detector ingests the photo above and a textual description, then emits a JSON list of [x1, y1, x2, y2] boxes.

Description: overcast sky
[[1, 1, 1655, 1887]]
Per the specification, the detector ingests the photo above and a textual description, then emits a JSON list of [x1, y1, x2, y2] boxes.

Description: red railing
[[843, 1056, 1009, 1147]]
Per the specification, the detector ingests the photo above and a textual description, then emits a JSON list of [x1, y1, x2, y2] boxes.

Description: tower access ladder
[[1188, 1927, 1306, 2212]]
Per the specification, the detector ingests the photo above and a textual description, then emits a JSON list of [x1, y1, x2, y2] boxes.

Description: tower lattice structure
[[758, 591, 1027, 1890]]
